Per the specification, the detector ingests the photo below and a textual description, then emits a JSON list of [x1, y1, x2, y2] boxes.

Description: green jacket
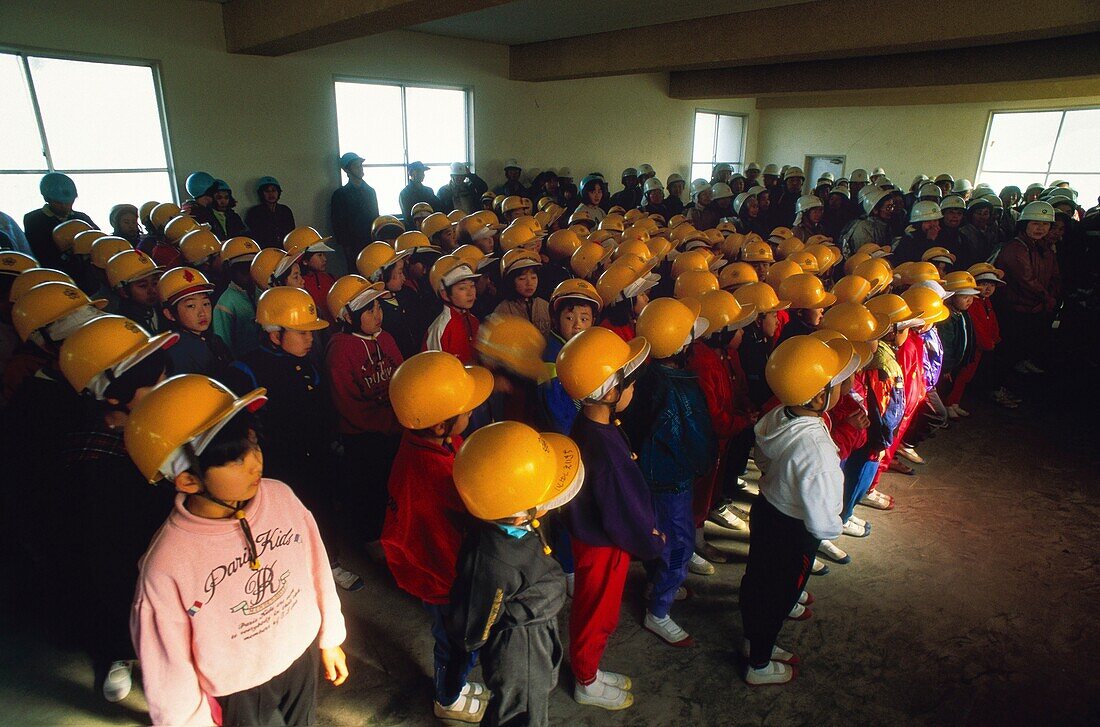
[[213, 282, 260, 358]]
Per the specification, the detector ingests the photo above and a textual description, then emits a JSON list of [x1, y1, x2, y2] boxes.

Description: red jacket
[[828, 373, 869, 461], [302, 270, 337, 323], [969, 297, 1001, 352], [897, 332, 927, 414], [424, 303, 479, 364], [148, 241, 182, 269], [687, 342, 734, 439], [773, 309, 790, 343], [380, 432, 469, 604], [325, 332, 404, 435], [724, 347, 757, 435], [599, 318, 636, 342]]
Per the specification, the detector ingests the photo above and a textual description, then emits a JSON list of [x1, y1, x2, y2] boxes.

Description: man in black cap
[[399, 161, 442, 223], [330, 151, 379, 270]]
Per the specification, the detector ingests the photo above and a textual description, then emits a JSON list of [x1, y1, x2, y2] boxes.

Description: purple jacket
[[563, 415, 664, 560], [920, 327, 944, 388]]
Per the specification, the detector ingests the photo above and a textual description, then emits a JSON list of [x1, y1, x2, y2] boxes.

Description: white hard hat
[[450, 162, 470, 175], [862, 187, 891, 215], [784, 166, 805, 180], [690, 178, 710, 197], [711, 182, 734, 200], [954, 179, 973, 193], [910, 175, 930, 191], [621, 167, 639, 179], [713, 162, 733, 174], [918, 183, 942, 201], [746, 162, 761, 172], [940, 195, 966, 211], [850, 169, 869, 183], [666, 173, 685, 187], [503, 159, 521, 171], [638, 163, 655, 176], [934, 173, 954, 185], [643, 177, 664, 193], [795, 194, 823, 214], [762, 164, 780, 176], [829, 186, 850, 199], [557, 167, 573, 179], [1019, 201, 1055, 222], [871, 167, 886, 178], [909, 201, 943, 223], [733, 192, 752, 214]]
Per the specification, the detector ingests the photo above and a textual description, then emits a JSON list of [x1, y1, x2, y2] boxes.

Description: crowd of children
[[0, 160, 1096, 726]]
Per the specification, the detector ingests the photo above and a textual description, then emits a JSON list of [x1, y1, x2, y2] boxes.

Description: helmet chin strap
[[525, 507, 553, 556], [195, 489, 261, 570]]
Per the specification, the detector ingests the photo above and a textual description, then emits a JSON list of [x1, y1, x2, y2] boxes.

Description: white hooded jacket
[[753, 406, 844, 540]]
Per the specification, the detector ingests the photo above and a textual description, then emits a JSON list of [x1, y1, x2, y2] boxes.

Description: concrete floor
[[2, 369, 1098, 726]]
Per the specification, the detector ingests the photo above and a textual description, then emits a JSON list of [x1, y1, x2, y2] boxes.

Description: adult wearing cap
[[665, 174, 687, 216], [745, 162, 762, 187], [610, 168, 643, 211], [399, 161, 443, 222], [995, 201, 1059, 375], [494, 158, 528, 198], [23, 172, 97, 269], [245, 176, 297, 249], [957, 196, 999, 270], [331, 152, 380, 270], [438, 162, 489, 214], [838, 186, 894, 257], [769, 166, 806, 229], [761, 164, 781, 192], [893, 201, 946, 264]]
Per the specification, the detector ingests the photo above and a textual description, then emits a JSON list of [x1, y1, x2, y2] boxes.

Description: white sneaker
[[574, 678, 633, 710], [102, 660, 133, 703], [434, 692, 487, 723], [741, 639, 798, 665], [946, 405, 960, 419], [811, 557, 829, 575], [842, 519, 870, 537], [787, 602, 812, 621], [1023, 360, 1045, 374], [688, 551, 716, 576], [643, 612, 695, 647], [818, 539, 851, 564], [848, 514, 868, 529], [1013, 360, 1033, 375], [708, 503, 750, 531], [597, 669, 632, 690], [331, 565, 364, 592], [744, 660, 795, 685], [565, 572, 575, 598], [954, 405, 971, 417]]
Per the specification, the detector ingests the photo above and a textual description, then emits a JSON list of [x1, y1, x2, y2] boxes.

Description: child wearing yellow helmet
[[158, 266, 232, 376], [213, 237, 262, 358], [493, 250, 552, 336], [380, 351, 494, 723], [124, 374, 348, 725], [939, 272, 980, 420], [447, 421, 584, 725]]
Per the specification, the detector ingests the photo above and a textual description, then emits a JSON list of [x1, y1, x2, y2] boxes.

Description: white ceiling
[[410, 0, 804, 45]]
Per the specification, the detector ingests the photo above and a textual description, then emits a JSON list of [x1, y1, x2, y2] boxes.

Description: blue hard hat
[[339, 152, 365, 169], [39, 172, 78, 204], [185, 171, 217, 199], [212, 179, 231, 193], [256, 175, 282, 194]]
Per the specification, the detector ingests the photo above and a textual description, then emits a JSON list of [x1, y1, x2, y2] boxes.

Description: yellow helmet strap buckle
[[527, 507, 553, 555]]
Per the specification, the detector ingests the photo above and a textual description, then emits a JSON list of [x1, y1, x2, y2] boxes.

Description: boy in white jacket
[[740, 335, 858, 686]]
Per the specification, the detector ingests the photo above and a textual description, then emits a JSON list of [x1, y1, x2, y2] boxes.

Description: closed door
[[806, 155, 846, 184]]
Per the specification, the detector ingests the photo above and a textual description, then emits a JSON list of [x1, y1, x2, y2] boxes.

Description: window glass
[[692, 112, 716, 164], [0, 54, 46, 170], [981, 112, 1061, 173], [715, 114, 744, 165], [335, 82, 404, 166], [406, 87, 467, 165]]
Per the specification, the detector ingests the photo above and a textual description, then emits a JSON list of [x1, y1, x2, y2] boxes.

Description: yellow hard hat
[[674, 269, 720, 300], [942, 271, 980, 294], [668, 214, 688, 230], [819, 301, 890, 340], [777, 273, 836, 309], [371, 215, 405, 239], [597, 257, 655, 305], [149, 202, 182, 231], [670, 249, 710, 278], [513, 215, 545, 236], [865, 293, 920, 325], [454, 420, 584, 521], [549, 278, 603, 313], [220, 236, 261, 265], [453, 244, 494, 273], [764, 258, 803, 288], [844, 251, 873, 276], [856, 243, 891, 258], [830, 274, 873, 304], [739, 239, 774, 264], [615, 239, 654, 265], [853, 257, 894, 296], [493, 195, 507, 214], [472, 210, 502, 230], [623, 209, 646, 224], [546, 229, 583, 261], [283, 226, 334, 255], [717, 261, 759, 291], [701, 229, 724, 247], [0, 251, 38, 277], [788, 250, 821, 274], [251, 247, 291, 290], [636, 296, 707, 359], [163, 215, 201, 243], [766, 335, 851, 406], [535, 204, 565, 230], [770, 226, 794, 239], [967, 262, 1006, 285], [357, 242, 411, 280], [500, 248, 541, 278], [159, 266, 215, 306], [620, 226, 651, 245], [475, 313, 549, 382], [410, 202, 434, 219], [921, 246, 956, 265], [499, 222, 539, 253], [599, 214, 626, 234], [805, 234, 834, 247], [646, 236, 673, 261], [395, 230, 439, 254], [447, 210, 467, 224], [457, 215, 495, 244], [421, 212, 452, 240], [556, 326, 648, 403], [608, 205, 627, 216], [72, 229, 109, 257], [179, 229, 222, 265], [812, 329, 874, 370], [895, 261, 944, 286], [59, 315, 177, 398], [327, 275, 390, 322], [734, 281, 791, 314], [256, 286, 329, 331], [139, 201, 159, 228], [570, 241, 614, 279], [805, 243, 839, 272], [429, 254, 480, 296], [670, 223, 701, 243], [502, 196, 526, 214], [12, 281, 107, 342], [90, 237, 134, 270], [902, 285, 950, 325], [568, 209, 596, 228], [775, 237, 805, 260], [124, 374, 267, 483], [389, 350, 494, 429], [537, 196, 555, 213], [696, 289, 757, 336], [107, 249, 161, 289], [9, 268, 73, 303], [52, 219, 94, 253]]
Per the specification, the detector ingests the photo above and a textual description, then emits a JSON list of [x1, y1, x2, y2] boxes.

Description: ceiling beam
[[670, 34, 1100, 99], [752, 77, 1100, 109], [509, 0, 1100, 82], [224, 0, 516, 56]]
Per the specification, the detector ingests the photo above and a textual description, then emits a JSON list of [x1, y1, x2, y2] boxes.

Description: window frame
[[0, 44, 177, 198], [332, 75, 474, 186], [691, 109, 748, 175], [976, 105, 1100, 191]]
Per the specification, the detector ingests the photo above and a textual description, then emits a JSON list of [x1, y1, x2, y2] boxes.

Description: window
[[0, 51, 175, 232], [978, 108, 1100, 206], [690, 111, 746, 184], [334, 80, 471, 216]]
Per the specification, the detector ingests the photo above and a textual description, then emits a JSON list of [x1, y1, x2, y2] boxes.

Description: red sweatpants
[[569, 539, 630, 686], [946, 351, 982, 407], [692, 437, 729, 528]]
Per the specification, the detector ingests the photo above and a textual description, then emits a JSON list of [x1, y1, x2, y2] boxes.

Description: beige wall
[[756, 96, 1100, 190], [0, 0, 757, 235]]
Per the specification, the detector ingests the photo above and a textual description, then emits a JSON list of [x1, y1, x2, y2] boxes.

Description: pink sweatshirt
[[131, 479, 346, 725]]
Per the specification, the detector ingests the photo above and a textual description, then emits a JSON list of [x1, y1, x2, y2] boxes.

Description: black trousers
[[339, 431, 401, 543], [216, 641, 319, 726], [740, 496, 819, 668], [721, 426, 756, 501], [482, 621, 562, 727]]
